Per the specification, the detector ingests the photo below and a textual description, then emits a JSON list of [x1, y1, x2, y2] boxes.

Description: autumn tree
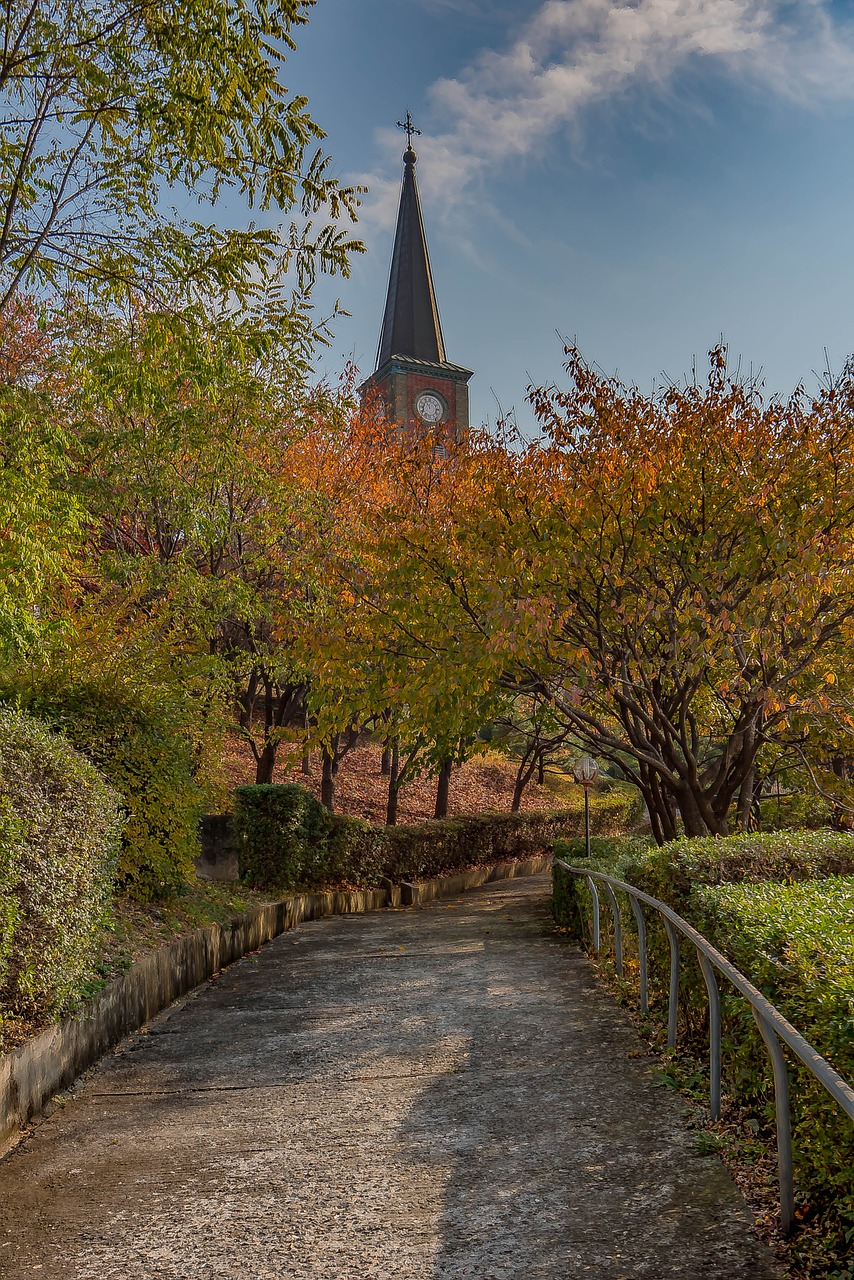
[[297, 413, 512, 819], [343, 347, 854, 840]]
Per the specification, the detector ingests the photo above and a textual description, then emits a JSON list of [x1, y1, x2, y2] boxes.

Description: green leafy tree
[[0, 295, 87, 657], [0, 0, 362, 309]]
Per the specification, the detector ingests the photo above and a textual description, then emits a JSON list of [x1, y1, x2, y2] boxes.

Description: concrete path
[[0, 875, 779, 1279]]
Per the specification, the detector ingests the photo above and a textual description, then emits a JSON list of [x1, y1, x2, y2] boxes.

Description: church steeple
[[376, 143, 446, 367], [360, 115, 473, 437]]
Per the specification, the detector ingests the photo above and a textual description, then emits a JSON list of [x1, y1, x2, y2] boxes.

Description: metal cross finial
[[396, 111, 422, 148]]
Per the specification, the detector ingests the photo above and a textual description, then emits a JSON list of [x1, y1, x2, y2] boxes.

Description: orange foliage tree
[[334, 347, 854, 840]]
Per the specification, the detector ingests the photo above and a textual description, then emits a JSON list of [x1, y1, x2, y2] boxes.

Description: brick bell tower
[[359, 113, 473, 437]]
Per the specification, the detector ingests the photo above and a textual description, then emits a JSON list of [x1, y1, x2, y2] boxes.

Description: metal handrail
[[553, 858, 854, 1233]]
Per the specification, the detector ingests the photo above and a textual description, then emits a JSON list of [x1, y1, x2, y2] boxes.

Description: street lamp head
[[573, 755, 599, 785]]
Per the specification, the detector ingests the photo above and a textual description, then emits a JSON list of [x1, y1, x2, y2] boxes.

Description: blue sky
[[274, 0, 854, 430]]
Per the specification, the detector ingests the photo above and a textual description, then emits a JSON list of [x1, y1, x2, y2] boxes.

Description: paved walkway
[[0, 876, 779, 1279]]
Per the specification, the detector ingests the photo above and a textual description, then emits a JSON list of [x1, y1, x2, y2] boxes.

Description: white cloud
[[357, 0, 854, 225]]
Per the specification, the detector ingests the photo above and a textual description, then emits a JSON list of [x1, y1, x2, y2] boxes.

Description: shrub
[[0, 709, 123, 1024], [233, 784, 333, 891], [613, 829, 854, 921], [759, 789, 834, 831], [233, 784, 589, 891], [552, 829, 854, 1257], [552, 835, 651, 936], [1, 673, 213, 900], [691, 878, 854, 1245]]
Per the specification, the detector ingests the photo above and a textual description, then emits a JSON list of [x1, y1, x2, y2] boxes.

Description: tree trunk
[[677, 783, 722, 837], [434, 758, 452, 819], [386, 741, 400, 826], [301, 708, 311, 775], [640, 767, 679, 845], [321, 742, 337, 812], [735, 717, 758, 830], [537, 753, 545, 785], [255, 738, 277, 785], [380, 742, 392, 776], [511, 753, 537, 813], [736, 764, 755, 830]]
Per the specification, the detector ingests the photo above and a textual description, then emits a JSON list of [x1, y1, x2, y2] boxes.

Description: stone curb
[[399, 854, 551, 905], [0, 855, 550, 1156]]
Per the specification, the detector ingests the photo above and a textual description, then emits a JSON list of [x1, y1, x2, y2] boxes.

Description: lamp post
[[573, 755, 600, 859]]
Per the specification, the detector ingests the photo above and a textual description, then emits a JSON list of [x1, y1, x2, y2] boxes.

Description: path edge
[[0, 854, 551, 1156]]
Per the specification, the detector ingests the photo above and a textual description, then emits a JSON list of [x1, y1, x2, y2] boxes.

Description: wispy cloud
[[358, 0, 854, 229]]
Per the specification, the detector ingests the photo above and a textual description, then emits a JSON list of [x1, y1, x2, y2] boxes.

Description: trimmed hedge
[[693, 878, 854, 1250], [233, 783, 597, 893], [552, 830, 854, 1258], [234, 785, 333, 891], [0, 709, 123, 1025], [622, 829, 854, 905], [552, 835, 651, 938]]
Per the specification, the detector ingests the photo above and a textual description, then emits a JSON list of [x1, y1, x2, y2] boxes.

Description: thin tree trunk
[[321, 739, 338, 812], [736, 718, 758, 830], [386, 741, 400, 826], [736, 764, 755, 830], [301, 708, 311, 775], [434, 758, 452, 819], [511, 753, 537, 814], [381, 742, 392, 776], [642, 767, 678, 845], [255, 739, 277, 785]]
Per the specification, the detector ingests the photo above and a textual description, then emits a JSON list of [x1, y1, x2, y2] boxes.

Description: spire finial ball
[[403, 146, 417, 165]]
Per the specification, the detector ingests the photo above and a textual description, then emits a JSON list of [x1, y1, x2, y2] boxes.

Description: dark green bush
[[234, 784, 333, 891], [1, 673, 211, 901], [382, 811, 576, 882], [613, 829, 854, 921], [759, 790, 834, 831], [552, 835, 651, 936], [0, 709, 123, 1025]]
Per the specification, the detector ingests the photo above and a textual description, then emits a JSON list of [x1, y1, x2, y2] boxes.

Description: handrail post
[[664, 919, 680, 1049], [698, 952, 722, 1122], [552, 856, 854, 1232], [629, 896, 649, 1015], [603, 883, 623, 975], [751, 1009, 795, 1233], [586, 875, 600, 952]]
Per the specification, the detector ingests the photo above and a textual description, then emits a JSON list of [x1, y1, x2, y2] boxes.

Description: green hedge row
[[232, 783, 612, 892], [552, 830, 854, 1258], [692, 876, 854, 1238], [0, 709, 123, 1028]]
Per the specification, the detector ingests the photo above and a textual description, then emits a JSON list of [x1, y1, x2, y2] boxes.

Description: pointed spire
[[376, 136, 446, 369]]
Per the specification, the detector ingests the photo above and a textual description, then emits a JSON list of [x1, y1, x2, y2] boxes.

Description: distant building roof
[[376, 146, 446, 368]]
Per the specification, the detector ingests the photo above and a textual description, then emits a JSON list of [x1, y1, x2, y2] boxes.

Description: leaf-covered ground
[[219, 736, 578, 823]]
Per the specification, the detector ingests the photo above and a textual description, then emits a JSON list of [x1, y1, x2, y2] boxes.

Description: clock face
[[415, 391, 445, 424]]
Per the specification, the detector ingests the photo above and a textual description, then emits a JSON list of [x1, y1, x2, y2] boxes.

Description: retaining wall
[[0, 856, 550, 1157]]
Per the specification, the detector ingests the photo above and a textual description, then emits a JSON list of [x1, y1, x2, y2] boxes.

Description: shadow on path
[[0, 876, 780, 1279]]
